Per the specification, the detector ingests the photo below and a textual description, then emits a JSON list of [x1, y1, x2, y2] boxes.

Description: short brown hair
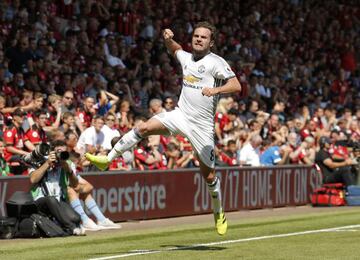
[[34, 92, 44, 100], [193, 21, 217, 41], [62, 111, 74, 121]]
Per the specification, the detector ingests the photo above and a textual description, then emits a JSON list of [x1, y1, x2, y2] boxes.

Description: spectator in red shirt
[[329, 130, 350, 162], [25, 110, 48, 148], [3, 108, 32, 175], [117, 99, 132, 135], [299, 119, 322, 141], [134, 137, 164, 170], [218, 140, 238, 166], [76, 96, 96, 132], [289, 136, 316, 165]]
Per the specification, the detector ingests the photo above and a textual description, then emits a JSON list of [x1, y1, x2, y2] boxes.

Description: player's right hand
[[163, 29, 174, 41]]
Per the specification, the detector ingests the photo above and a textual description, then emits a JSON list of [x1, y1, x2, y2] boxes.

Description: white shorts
[[154, 108, 215, 168]]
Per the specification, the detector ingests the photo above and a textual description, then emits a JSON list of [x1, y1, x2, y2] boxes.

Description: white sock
[[208, 177, 223, 214], [107, 129, 142, 161]]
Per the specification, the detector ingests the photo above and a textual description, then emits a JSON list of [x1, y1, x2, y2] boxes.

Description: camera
[[22, 143, 69, 167]]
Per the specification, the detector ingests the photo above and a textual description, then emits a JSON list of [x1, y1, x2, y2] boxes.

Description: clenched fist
[[202, 87, 218, 97], [163, 29, 174, 41]]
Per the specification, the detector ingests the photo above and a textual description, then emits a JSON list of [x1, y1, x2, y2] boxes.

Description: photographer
[[315, 136, 357, 187], [29, 140, 85, 236]]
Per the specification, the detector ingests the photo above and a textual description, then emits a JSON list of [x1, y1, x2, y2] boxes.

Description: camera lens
[[56, 151, 70, 161]]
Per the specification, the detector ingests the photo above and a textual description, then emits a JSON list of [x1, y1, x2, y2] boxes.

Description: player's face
[[191, 27, 213, 55]]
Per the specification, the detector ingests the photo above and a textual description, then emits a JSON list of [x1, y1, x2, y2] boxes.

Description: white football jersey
[[175, 50, 235, 130]]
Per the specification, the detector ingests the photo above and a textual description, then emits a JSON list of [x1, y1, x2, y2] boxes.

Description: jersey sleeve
[[212, 56, 236, 80], [175, 50, 191, 66]]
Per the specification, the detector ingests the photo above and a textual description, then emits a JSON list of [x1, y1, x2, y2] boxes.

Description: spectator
[[163, 96, 176, 112], [134, 137, 164, 170], [22, 92, 45, 123], [165, 141, 194, 169], [19, 89, 33, 107], [218, 140, 238, 166], [59, 112, 79, 135], [148, 98, 165, 116], [94, 90, 119, 116], [46, 94, 62, 128], [24, 110, 48, 148], [315, 136, 356, 187], [76, 96, 96, 132], [3, 108, 33, 174], [237, 134, 262, 166], [76, 116, 105, 156], [288, 133, 316, 165], [116, 99, 132, 134], [261, 113, 281, 140], [244, 99, 259, 122], [260, 136, 291, 166], [61, 90, 76, 114], [65, 130, 81, 154], [101, 112, 121, 151]]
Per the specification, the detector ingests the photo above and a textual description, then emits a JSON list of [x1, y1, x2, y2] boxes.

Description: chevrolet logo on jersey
[[184, 75, 202, 83]]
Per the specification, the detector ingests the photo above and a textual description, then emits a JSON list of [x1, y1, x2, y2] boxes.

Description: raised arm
[[104, 91, 119, 106], [163, 29, 182, 57]]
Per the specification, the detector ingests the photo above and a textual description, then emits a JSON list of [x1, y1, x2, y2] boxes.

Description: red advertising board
[[0, 166, 321, 221]]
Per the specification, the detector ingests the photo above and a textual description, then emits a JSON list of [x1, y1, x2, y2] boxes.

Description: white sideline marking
[[333, 229, 359, 232], [88, 224, 360, 260]]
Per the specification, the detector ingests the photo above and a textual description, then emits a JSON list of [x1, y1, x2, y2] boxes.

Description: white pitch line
[[88, 224, 360, 260]]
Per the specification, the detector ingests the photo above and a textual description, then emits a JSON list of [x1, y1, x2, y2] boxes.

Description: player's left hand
[[202, 87, 218, 97]]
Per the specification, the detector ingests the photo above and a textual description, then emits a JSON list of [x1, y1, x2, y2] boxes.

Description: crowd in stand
[[0, 0, 359, 175]]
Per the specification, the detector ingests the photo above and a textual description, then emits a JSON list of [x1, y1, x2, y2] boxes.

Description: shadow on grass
[[161, 244, 226, 251]]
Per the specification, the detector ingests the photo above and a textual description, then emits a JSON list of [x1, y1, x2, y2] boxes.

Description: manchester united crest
[[198, 65, 205, 73]]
